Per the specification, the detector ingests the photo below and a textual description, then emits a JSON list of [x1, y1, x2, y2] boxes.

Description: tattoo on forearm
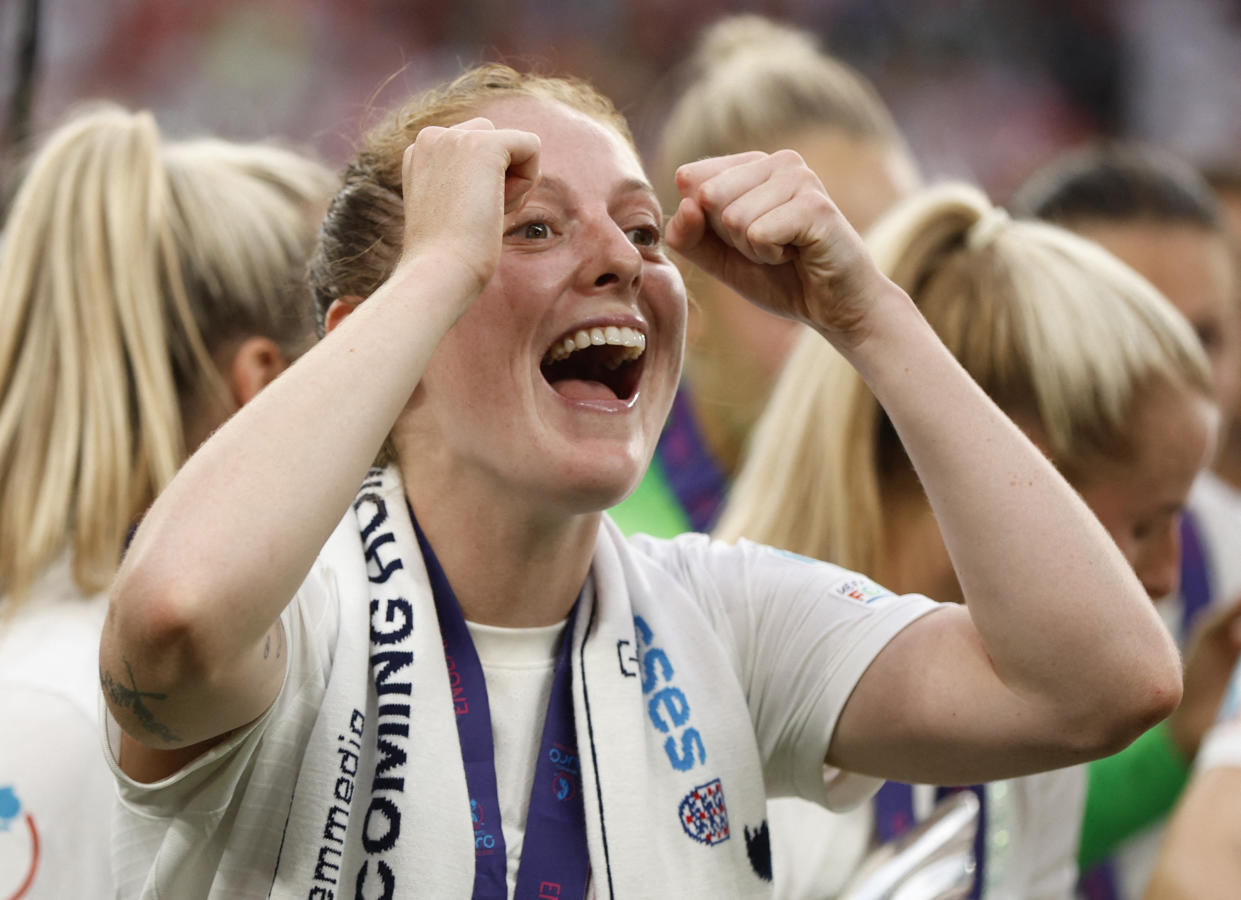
[[100, 659, 182, 744], [262, 626, 285, 662]]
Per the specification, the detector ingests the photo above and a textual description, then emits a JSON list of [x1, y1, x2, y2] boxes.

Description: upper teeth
[[544, 326, 647, 364]]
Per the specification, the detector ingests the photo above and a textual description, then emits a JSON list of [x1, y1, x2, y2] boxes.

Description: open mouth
[[540, 325, 646, 403]]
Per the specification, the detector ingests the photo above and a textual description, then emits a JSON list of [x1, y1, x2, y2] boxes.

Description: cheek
[[643, 265, 687, 362], [654, 272, 688, 349], [1211, 346, 1241, 415]]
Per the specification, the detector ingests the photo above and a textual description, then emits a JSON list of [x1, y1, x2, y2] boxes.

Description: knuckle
[[810, 192, 837, 216], [794, 188, 835, 220], [720, 206, 746, 233], [698, 181, 727, 210], [772, 148, 806, 168]]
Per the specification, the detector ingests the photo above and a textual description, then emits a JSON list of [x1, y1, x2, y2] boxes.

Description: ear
[[228, 336, 289, 407], [325, 294, 364, 334]]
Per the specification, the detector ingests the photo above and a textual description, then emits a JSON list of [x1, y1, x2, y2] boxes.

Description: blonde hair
[[716, 183, 1211, 574], [654, 14, 909, 208], [0, 104, 334, 600]]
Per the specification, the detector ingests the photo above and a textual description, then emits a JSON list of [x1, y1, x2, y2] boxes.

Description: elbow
[[1099, 681, 1182, 759], [1066, 653, 1183, 759], [101, 558, 217, 701]]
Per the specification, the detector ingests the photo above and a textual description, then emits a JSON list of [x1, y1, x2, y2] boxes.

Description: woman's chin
[[538, 452, 648, 517]]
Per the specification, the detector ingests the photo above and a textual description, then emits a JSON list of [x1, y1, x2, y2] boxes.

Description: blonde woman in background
[[610, 13, 919, 537], [1012, 146, 1241, 899], [717, 183, 1217, 899], [0, 105, 333, 898]]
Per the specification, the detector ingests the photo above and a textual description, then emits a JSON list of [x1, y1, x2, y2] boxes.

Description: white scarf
[[268, 466, 775, 898]]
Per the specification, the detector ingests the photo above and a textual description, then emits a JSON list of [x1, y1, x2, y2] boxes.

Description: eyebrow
[[531, 174, 658, 205], [613, 177, 659, 201]]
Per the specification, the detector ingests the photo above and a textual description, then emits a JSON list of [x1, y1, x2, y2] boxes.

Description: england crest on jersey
[[678, 778, 730, 846]]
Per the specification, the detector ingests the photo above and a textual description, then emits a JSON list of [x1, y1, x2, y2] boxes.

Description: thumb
[[499, 130, 542, 213], [665, 196, 706, 254]]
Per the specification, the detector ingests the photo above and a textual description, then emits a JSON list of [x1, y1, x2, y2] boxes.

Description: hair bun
[[691, 14, 818, 73], [965, 206, 1011, 251]]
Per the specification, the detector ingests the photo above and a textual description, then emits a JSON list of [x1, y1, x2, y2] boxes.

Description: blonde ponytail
[[717, 182, 1210, 572], [0, 104, 333, 601]]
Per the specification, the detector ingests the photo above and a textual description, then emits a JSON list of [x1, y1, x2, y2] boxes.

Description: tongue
[[553, 378, 619, 402]]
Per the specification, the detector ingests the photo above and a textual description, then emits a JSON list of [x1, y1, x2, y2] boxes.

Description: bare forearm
[[103, 258, 470, 743], [833, 288, 1180, 737]]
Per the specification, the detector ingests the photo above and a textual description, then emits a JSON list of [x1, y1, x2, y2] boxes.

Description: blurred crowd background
[[3, 0, 1241, 214]]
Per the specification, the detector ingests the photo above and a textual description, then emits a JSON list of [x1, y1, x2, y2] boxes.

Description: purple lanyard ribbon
[[657, 387, 729, 533], [410, 503, 590, 900], [873, 781, 987, 899], [1178, 509, 1212, 642]]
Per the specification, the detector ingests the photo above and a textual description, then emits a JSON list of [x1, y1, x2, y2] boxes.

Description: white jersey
[[0, 555, 115, 899], [105, 511, 938, 899], [769, 767, 1085, 899]]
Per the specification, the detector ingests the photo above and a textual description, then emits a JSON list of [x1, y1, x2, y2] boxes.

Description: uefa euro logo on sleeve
[[678, 778, 730, 846]]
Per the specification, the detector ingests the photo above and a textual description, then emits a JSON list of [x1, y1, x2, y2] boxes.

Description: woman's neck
[[401, 461, 598, 628]]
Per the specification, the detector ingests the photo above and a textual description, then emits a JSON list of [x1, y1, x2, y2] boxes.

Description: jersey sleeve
[[101, 521, 349, 896], [629, 532, 940, 810]]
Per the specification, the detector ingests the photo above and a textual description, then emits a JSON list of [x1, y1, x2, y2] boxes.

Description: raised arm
[[667, 151, 1182, 784], [100, 121, 541, 771]]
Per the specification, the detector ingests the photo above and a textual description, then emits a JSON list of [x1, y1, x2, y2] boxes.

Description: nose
[[581, 216, 642, 294], [1137, 521, 1181, 601]]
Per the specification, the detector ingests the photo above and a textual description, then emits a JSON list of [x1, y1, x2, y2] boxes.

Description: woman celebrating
[[0, 104, 332, 898], [717, 184, 1217, 898], [102, 66, 1180, 898]]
